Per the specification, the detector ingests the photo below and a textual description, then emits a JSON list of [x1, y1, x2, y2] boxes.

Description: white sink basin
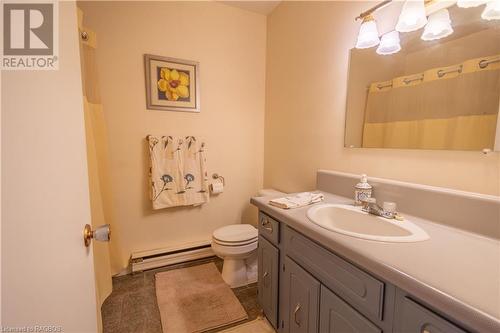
[[307, 204, 429, 242]]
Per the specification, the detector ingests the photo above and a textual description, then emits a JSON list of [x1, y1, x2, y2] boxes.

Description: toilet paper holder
[[212, 173, 225, 185]]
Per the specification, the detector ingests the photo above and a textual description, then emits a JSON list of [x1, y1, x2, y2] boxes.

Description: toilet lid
[[213, 224, 258, 243]]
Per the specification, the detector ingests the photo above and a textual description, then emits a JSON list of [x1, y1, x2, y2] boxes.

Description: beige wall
[[79, 1, 266, 273], [265, 1, 500, 195]]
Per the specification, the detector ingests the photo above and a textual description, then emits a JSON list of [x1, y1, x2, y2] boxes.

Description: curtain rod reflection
[[403, 74, 424, 85], [479, 56, 500, 69], [368, 54, 500, 91], [437, 65, 463, 78], [376, 82, 393, 90]]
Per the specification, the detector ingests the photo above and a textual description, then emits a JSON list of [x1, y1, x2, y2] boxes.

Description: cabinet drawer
[[320, 286, 381, 333], [284, 226, 384, 322], [258, 236, 279, 329], [258, 211, 280, 245], [394, 296, 467, 333]]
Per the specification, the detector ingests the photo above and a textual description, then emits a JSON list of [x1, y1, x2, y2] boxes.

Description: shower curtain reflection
[[362, 55, 500, 150]]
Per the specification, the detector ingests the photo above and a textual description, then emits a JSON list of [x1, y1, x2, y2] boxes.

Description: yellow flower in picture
[[157, 67, 190, 101]]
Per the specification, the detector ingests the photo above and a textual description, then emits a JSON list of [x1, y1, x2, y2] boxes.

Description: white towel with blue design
[[147, 136, 209, 209]]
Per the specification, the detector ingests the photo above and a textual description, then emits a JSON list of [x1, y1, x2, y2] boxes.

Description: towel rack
[[145, 135, 206, 149]]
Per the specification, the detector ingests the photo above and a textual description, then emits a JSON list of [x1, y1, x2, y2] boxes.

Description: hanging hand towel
[[148, 136, 209, 209], [181, 136, 209, 206], [269, 192, 324, 209]]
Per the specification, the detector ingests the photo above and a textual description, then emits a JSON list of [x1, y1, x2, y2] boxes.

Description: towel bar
[[145, 135, 205, 149]]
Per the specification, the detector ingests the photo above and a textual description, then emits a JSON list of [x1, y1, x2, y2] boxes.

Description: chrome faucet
[[361, 198, 396, 219]]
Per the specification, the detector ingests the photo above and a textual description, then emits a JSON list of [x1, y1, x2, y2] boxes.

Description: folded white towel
[[269, 192, 324, 209]]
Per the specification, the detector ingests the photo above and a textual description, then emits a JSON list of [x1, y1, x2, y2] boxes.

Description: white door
[[1, 2, 98, 332]]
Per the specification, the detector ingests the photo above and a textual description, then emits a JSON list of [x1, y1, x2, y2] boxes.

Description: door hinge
[[282, 264, 285, 272], [281, 320, 284, 328]]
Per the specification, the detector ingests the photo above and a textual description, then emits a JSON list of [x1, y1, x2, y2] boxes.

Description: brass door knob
[[83, 224, 111, 247]]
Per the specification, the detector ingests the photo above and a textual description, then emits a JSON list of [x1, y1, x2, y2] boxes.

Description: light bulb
[[355, 16, 380, 49], [421, 9, 453, 41], [396, 0, 428, 32], [376, 31, 401, 55], [457, 0, 488, 7], [482, 0, 500, 20]]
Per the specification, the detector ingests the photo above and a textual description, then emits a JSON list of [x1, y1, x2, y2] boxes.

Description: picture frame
[[144, 54, 200, 112]]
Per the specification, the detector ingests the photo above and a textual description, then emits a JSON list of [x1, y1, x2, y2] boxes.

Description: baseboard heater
[[130, 240, 214, 273]]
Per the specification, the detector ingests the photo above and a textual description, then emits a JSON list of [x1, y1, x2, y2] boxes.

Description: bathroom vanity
[[252, 171, 500, 333]]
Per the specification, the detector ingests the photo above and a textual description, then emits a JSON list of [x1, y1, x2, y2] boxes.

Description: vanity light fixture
[[376, 31, 402, 55], [421, 8, 454, 40], [481, 0, 500, 20], [355, 0, 496, 55], [457, 0, 488, 7], [355, 15, 381, 49], [396, 0, 428, 32]]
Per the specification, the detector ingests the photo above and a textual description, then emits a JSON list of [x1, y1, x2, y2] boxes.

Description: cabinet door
[[320, 286, 381, 333], [258, 236, 279, 329], [282, 257, 320, 333], [284, 226, 385, 322]]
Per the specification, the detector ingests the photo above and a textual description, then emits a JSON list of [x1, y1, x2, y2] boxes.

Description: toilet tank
[[258, 188, 285, 197]]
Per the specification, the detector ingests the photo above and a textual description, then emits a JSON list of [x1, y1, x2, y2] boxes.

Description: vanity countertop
[[251, 191, 500, 333]]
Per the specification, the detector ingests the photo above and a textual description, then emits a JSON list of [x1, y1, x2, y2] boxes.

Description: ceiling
[[220, 1, 282, 15]]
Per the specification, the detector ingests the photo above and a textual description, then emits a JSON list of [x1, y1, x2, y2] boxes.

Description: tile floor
[[101, 257, 262, 333]]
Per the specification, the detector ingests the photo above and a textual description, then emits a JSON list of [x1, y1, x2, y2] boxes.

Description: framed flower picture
[[144, 54, 200, 112]]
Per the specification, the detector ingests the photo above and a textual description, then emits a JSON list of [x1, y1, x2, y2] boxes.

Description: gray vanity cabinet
[[320, 286, 381, 333], [258, 235, 279, 329], [282, 257, 320, 333], [257, 210, 471, 333]]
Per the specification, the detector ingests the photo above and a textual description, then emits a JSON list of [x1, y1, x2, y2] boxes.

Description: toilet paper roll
[[210, 181, 224, 194]]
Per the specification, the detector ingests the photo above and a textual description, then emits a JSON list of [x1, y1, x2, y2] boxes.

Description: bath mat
[[155, 262, 248, 333], [219, 317, 275, 333]]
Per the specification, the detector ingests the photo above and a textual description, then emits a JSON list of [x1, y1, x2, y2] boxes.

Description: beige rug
[[219, 317, 275, 333], [155, 263, 248, 333]]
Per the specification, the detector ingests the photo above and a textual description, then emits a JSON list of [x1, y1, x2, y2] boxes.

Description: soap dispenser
[[354, 174, 372, 206]]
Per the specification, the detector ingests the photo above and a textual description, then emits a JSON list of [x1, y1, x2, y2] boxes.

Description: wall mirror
[[345, 4, 500, 151]]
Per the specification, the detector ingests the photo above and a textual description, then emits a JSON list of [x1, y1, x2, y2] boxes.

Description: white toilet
[[211, 224, 258, 288], [211, 189, 285, 288]]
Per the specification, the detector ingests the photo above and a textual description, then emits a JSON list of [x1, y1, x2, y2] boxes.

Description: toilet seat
[[212, 237, 258, 247], [212, 224, 258, 245]]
